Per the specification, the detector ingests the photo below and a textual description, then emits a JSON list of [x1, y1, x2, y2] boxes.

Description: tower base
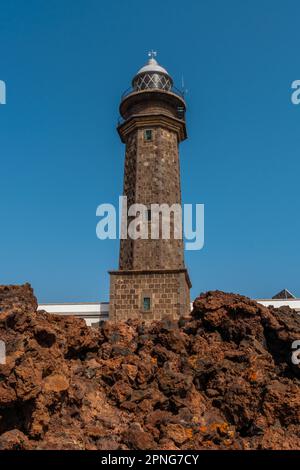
[[109, 269, 191, 322]]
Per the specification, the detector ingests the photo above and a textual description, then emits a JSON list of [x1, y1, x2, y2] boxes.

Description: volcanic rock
[[0, 285, 299, 449]]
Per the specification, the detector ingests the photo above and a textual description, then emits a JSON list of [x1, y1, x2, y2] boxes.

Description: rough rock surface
[[0, 284, 299, 450]]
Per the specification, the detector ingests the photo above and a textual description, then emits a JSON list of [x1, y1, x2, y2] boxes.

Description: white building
[[256, 289, 300, 313], [257, 298, 300, 312], [38, 302, 109, 327]]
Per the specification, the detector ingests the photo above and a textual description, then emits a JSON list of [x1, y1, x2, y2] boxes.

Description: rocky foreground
[[0, 284, 299, 450]]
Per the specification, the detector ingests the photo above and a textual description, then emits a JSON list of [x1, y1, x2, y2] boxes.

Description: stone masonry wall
[[119, 126, 184, 271], [109, 270, 190, 322]]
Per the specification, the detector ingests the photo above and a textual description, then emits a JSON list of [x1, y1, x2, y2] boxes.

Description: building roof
[[272, 289, 297, 300]]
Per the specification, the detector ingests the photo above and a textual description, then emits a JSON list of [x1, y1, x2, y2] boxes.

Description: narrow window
[[144, 129, 152, 141], [143, 296, 151, 311], [147, 209, 151, 222]]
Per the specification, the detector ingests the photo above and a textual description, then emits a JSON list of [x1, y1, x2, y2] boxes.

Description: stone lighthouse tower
[[109, 53, 191, 321]]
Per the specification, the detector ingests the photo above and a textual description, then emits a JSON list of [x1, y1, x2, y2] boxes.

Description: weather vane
[[148, 50, 157, 60]]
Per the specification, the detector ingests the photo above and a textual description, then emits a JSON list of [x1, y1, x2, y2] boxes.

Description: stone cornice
[[120, 89, 186, 115], [117, 113, 187, 143], [109, 268, 192, 288]]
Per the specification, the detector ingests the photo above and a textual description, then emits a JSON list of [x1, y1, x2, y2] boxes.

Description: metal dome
[[136, 57, 169, 75], [132, 52, 173, 92]]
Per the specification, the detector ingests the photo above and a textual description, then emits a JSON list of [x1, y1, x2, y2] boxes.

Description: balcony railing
[[121, 85, 185, 101]]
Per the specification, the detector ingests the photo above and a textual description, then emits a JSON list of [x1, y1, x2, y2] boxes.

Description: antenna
[[181, 74, 188, 96]]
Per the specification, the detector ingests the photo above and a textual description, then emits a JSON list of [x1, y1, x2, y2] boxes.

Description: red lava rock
[[0, 429, 32, 450], [125, 422, 156, 450], [0, 284, 299, 449]]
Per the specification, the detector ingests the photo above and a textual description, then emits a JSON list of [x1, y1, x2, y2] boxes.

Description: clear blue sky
[[0, 0, 299, 302]]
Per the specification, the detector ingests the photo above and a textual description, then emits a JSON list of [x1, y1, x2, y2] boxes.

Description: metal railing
[[121, 85, 185, 101]]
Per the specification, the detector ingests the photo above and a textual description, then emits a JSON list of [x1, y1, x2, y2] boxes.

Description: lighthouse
[[109, 52, 191, 321]]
